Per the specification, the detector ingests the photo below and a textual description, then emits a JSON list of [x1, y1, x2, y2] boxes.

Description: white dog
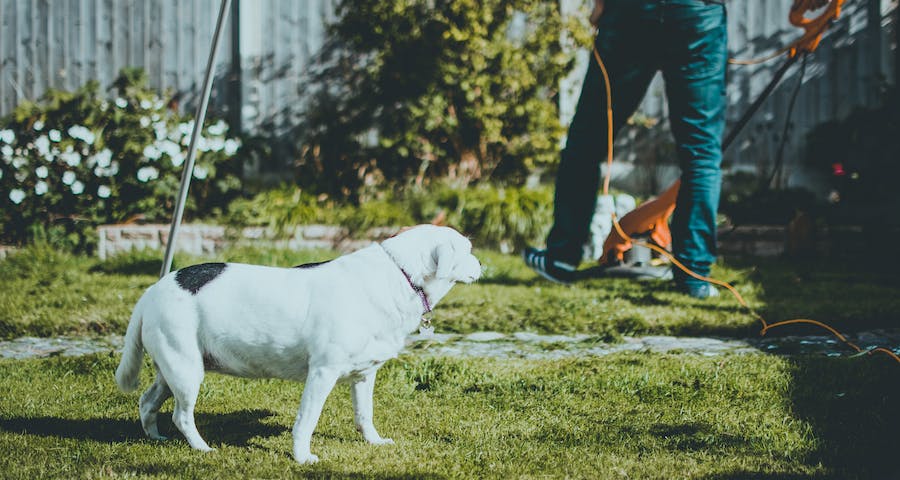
[[115, 225, 481, 463]]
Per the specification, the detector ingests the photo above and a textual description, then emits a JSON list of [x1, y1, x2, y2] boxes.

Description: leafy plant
[[294, 0, 591, 199], [803, 88, 900, 225], [224, 182, 552, 250], [0, 68, 242, 251]]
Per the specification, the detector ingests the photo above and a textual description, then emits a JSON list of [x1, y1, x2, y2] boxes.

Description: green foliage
[[804, 88, 900, 225], [224, 183, 552, 249], [295, 0, 591, 197], [720, 171, 820, 225], [406, 183, 554, 250], [0, 69, 242, 251]]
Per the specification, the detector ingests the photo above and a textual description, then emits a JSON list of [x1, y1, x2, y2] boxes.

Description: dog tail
[[115, 292, 147, 392]]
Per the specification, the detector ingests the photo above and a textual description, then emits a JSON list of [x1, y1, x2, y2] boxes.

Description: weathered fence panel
[[1, 0, 895, 189], [0, 0, 236, 116]]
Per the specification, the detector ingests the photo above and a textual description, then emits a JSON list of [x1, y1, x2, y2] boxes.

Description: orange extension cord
[[590, 0, 900, 364]]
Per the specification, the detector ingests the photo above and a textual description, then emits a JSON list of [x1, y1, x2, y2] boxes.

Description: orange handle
[[788, 0, 843, 56]]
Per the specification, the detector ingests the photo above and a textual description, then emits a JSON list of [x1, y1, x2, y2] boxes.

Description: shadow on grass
[[534, 418, 752, 454], [302, 472, 446, 480], [704, 358, 900, 480], [0, 409, 284, 447], [782, 357, 900, 480], [708, 473, 832, 480], [89, 255, 162, 276], [477, 275, 544, 287]]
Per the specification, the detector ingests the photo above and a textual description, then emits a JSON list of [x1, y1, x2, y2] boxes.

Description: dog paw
[[295, 453, 319, 464], [149, 434, 169, 441]]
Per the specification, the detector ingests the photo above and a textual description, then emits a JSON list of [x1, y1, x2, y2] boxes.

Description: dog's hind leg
[[139, 365, 172, 440], [292, 366, 340, 464], [351, 369, 393, 445], [154, 349, 213, 452]]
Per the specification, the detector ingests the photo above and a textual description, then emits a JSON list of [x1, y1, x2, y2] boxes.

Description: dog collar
[[379, 244, 432, 316]]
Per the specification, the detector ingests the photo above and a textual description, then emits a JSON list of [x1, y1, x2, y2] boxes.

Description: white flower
[[35, 181, 48, 195], [137, 166, 159, 182], [35, 165, 49, 178], [178, 121, 195, 136], [1, 145, 12, 157], [143, 144, 162, 160], [93, 148, 112, 168], [140, 116, 151, 128], [154, 122, 168, 141], [151, 113, 160, 122], [9, 189, 25, 204], [209, 137, 225, 152], [14, 171, 27, 182], [0, 129, 14, 143], [94, 164, 115, 177], [35, 135, 50, 156], [67, 125, 95, 145], [224, 139, 240, 156], [97, 185, 112, 198], [49, 129, 62, 142], [140, 99, 152, 109], [33, 120, 44, 131], [197, 136, 210, 152], [62, 170, 76, 185], [61, 150, 81, 167], [12, 157, 27, 168], [193, 165, 208, 180], [71, 181, 84, 195], [170, 153, 185, 167], [154, 99, 165, 110], [115, 97, 128, 108], [207, 120, 227, 136], [159, 140, 182, 157]]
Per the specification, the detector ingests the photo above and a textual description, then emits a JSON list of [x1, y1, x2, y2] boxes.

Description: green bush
[[407, 183, 553, 250], [225, 183, 553, 250], [295, 0, 590, 198], [0, 69, 242, 251], [804, 89, 900, 225]]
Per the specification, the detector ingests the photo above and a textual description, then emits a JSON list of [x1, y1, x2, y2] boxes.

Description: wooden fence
[[1, 0, 895, 188]]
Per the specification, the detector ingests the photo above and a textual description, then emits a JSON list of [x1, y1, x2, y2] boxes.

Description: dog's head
[[381, 225, 482, 287]]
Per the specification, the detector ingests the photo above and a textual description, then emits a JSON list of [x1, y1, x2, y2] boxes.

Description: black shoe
[[522, 247, 576, 284]]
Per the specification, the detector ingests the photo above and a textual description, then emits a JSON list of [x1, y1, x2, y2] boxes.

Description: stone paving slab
[[2, 330, 898, 362]]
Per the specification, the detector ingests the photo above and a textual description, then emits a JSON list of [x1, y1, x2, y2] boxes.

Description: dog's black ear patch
[[175, 263, 227, 295], [293, 260, 332, 269]]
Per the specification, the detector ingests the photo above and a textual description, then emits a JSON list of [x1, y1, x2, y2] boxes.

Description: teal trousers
[[546, 0, 728, 287]]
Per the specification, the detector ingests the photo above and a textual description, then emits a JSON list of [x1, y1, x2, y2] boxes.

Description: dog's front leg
[[351, 369, 393, 445], [293, 367, 339, 464]]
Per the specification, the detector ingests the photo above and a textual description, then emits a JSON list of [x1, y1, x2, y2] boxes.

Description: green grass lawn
[[2, 245, 899, 340], [1, 245, 899, 478], [1, 352, 898, 479]]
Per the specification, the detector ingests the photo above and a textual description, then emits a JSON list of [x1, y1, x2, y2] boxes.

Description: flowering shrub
[[0, 69, 242, 250]]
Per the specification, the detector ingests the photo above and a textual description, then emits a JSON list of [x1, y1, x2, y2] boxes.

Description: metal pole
[[160, 0, 232, 278]]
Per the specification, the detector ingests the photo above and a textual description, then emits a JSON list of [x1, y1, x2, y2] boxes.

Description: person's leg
[[543, 3, 658, 269], [660, 2, 728, 295]]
